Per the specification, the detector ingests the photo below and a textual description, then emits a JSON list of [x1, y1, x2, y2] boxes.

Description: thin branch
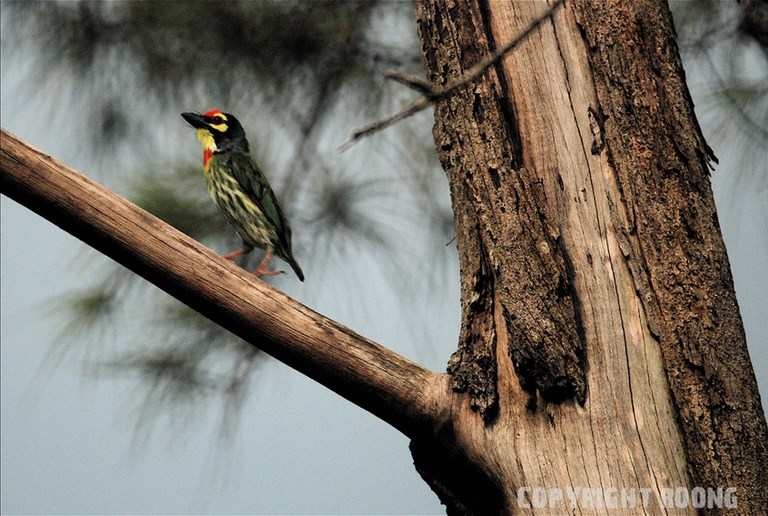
[[340, 0, 564, 151], [339, 97, 432, 152], [0, 129, 445, 437], [384, 70, 437, 97]]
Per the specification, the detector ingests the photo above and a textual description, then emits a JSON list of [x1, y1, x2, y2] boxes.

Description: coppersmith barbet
[[182, 110, 304, 281]]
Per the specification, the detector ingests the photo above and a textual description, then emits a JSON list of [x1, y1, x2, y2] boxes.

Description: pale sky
[[2, 3, 767, 515]]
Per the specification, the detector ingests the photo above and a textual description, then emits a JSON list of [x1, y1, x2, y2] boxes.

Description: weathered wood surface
[[415, 0, 766, 513], [574, 2, 768, 511], [0, 128, 442, 438], [3, 0, 767, 511]]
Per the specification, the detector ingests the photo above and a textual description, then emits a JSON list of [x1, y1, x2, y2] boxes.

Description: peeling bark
[[415, 0, 767, 513], [573, 1, 768, 510], [3, 0, 767, 513], [419, 0, 588, 417]]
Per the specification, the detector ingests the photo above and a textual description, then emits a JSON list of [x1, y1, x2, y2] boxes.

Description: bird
[[181, 109, 304, 281]]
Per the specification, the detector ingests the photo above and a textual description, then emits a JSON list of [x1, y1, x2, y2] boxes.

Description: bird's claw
[[223, 248, 248, 260], [253, 268, 285, 278]]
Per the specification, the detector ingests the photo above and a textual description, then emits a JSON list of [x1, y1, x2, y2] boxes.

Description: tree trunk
[[412, 0, 767, 514], [2, 1, 767, 514]]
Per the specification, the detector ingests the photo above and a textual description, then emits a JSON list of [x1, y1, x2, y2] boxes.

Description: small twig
[[340, 0, 564, 151], [384, 70, 437, 97], [339, 97, 432, 152]]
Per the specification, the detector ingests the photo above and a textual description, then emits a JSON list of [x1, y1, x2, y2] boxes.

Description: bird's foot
[[252, 249, 284, 278], [223, 248, 248, 260], [253, 267, 285, 278]]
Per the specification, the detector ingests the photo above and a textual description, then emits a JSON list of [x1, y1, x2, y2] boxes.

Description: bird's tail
[[286, 255, 304, 282]]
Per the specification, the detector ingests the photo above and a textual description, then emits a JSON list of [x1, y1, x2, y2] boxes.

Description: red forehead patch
[[203, 108, 223, 117]]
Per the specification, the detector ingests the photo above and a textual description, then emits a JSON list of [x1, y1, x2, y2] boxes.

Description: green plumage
[[182, 110, 303, 280], [206, 152, 304, 281], [206, 150, 304, 281], [181, 109, 304, 281]]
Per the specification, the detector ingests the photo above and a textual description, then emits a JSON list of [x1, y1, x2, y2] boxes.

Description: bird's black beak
[[181, 112, 207, 129]]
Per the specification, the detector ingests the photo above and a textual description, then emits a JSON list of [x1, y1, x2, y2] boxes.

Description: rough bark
[[415, 0, 767, 514], [3, 0, 767, 513], [573, 0, 768, 509], [425, 0, 588, 417]]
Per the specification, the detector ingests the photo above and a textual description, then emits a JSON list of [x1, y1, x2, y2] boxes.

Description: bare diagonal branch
[[0, 129, 445, 437], [340, 0, 564, 150]]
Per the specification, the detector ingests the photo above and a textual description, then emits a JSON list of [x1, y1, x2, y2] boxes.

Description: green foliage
[[3, 0, 445, 437], [671, 0, 768, 152], [53, 283, 117, 339], [5, 0, 765, 442], [130, 166, 226, 242], [6, 0, 420, 146]]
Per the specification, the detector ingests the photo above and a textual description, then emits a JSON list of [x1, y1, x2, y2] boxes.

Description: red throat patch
[[200, 109, 222, 169], [203, 148, 213, 168]]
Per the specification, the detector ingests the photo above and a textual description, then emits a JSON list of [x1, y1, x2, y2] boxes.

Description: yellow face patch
[[195, 129, 217, 150], [195, 129, 217, 174]]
